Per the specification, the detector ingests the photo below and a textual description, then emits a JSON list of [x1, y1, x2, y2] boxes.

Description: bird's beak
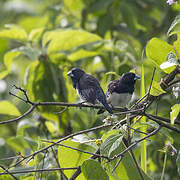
[[67, 71, 74, 77], [134, 74, 140, 80]]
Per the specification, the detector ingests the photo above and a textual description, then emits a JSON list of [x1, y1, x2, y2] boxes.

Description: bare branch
[[145, 113, 180, 133], [0, 105, 36, 125], [0, 167, 79, 176], [8, 123, 113, 170], [0, 165, 18, 180], [41, 140, 109, 160]]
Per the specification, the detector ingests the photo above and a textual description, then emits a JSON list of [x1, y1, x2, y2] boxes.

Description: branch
[[145, 113, 180, 133], [0, 167, 79, 175], [0, 165, 18, 180], [41, 140, 109, 160], [145, 113, 180, 126], [7, 123, 113, 170], [0, 105, 36, 125]]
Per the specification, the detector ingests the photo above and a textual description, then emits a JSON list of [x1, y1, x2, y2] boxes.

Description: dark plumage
[[106, 72, 140, 107], [67, 68, 113, 114]]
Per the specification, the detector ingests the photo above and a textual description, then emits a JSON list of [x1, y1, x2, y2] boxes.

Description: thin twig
[[51, 147, 68, 180], [145, 113, 180, 125], [0, 105, 36, 125], [145, 114, 180, 133], [0, 165, 18, 180], [0, 167, 79, 175], [168, 79, 180, 87], [8, 123, 113, 170], [41, 140, 109, 160], [147, 67, 156, 97], [127, 125, 148, 135]]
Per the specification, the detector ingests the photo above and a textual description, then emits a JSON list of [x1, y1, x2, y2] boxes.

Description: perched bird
[[67, 68, 113, 114], [106, 72, 140, 107]]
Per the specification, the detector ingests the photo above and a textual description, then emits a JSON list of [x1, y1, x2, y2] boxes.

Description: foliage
[[0, 0, 180, 180]]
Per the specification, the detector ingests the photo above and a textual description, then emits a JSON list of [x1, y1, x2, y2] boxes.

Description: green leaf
[[0, 70, 9, 80], [64, 0, 84, 16], [45, 121, 57, 133], [49, 53, 66, 65], [14, 46, 40, 60], [0, 101, 21, 116], [97, 13, 113, 37], [17, 119, 35, 136], [150, 81, 166, 96], [146, 38, 176, 73], [100, 134, 123, 158], [170, 104, 180, 125], [58, 140, 95, 179], [28, 27, 44, 42], [87, 0, 114, 13], [43, 29, 102, 53], [100, 133, 152, 180], [81, 159, 109, 180], [68, 49, 99, 61], [0, 24, 28, 42], [25, 60, 67, 103], [167, 15, 180, 36], [4, 51, 21, 72], [101, 130, 121, 142], [160, 52, 178, 70]]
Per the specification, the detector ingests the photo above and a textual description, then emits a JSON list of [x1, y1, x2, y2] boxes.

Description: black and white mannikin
[[67, 68, 113, 114], [106, 72, 140, 107]]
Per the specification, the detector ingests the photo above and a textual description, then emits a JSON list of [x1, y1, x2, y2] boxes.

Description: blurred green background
[[0, 0, 179, 179]]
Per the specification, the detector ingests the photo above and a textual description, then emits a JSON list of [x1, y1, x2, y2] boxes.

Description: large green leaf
[[58, 140, 95, 179], [150, 81, 166, 96], [170, 104, 180, 125], [0, 101, 21, 116], [0, 24, 28, 42], [25, 60, 67, 103], [100, 134, 123, 158], [81, 159, 109, 180], [43, 29, 102, 53], [100, 133, 152, 180], [146, 38, 176, 73]]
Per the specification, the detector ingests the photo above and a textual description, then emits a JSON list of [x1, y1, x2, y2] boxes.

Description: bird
[[67, 68, 113, 114], [97, 72, 140, 114], [106, 72, 140, 107]]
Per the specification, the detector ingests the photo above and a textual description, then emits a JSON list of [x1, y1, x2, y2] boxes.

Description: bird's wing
[[78, 74, 101, 104], [107, 79, 120, 93], [107, 78, 133, 94]]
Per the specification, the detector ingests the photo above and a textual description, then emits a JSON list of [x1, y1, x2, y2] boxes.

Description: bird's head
[[121, 72, 140, 84], [67, 68, 85, 88]]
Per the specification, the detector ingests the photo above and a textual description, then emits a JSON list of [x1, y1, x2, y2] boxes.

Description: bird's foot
[[77, 101, 87, 109]]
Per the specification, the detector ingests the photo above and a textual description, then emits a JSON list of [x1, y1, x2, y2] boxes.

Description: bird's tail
[[102, 102, 113, 114]]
